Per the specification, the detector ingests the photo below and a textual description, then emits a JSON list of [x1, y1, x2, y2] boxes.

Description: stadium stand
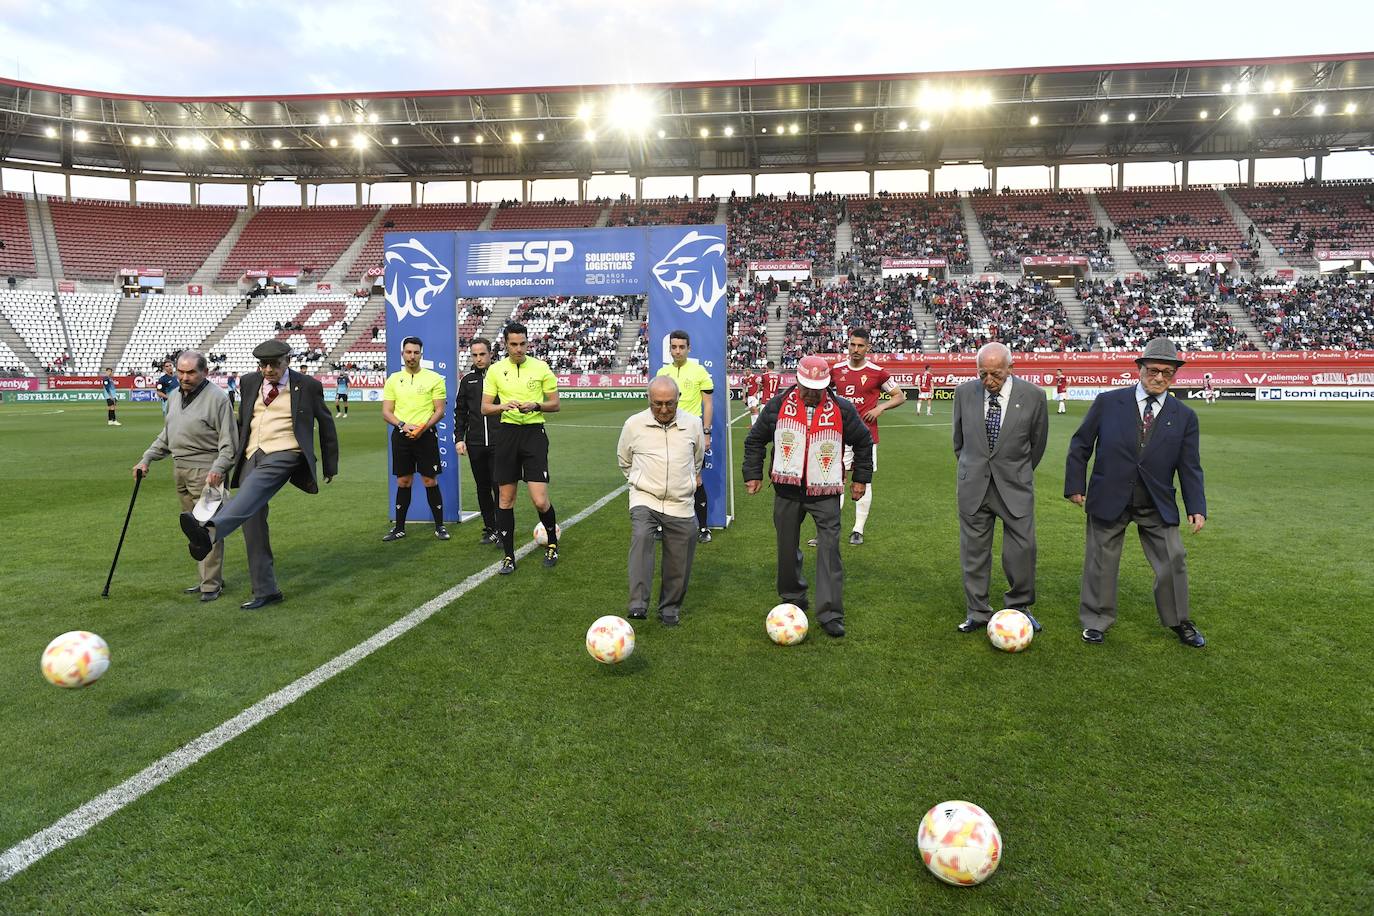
[[337, 326, 387, 371], [351, 203, 490, 281], [785, 277, 920, 364], [490, 201, 602, 230], [0, 337, 24, 373], [47, 200, 239, 281], [727, 194, 843, 276], [58, 292, 118, 373], [925, 277, 1088, 353], [0, 193, 37, 278], [1097, 188, 1253, 268], [1241, 274, 1374, 350], [509, 295, 628, 373], [117, 294, 241, 373], [217, 294, 365, 372], [217, 206, 379, 283], [1227, 182, 1374, 266], [607, 197, 718, 227], [0, 290, 64, 369], [843, 193, 969, 275], [970, 190, 1112, 271], [1079, 273, 1256, 351], [726, 284, 771, 370]]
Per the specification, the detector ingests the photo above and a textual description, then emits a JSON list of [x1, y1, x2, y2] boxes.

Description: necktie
[[985, 391, 1001, 452], [1140, 395, 1156, 448], [264, 382, 279, 407]]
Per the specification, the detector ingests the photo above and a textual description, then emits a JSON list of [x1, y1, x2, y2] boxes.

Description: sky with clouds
[[0, 0, 1366, 96]]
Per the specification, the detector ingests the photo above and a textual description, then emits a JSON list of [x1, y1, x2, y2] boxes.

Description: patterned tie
[[264, 382, 279, 407], [1140, 395, 1156, 448], [986, 390, 1002, 452]]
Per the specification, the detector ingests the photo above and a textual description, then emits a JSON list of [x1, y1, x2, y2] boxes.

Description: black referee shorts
[[391, 427, 442, 478], [493, 423, 550, 485], [336, 392, 349, 402]]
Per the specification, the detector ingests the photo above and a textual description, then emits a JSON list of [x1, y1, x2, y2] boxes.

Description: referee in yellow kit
[[656, 330, 714, 543], [481, 321, 561, 575], [382, 336, 449, 541]]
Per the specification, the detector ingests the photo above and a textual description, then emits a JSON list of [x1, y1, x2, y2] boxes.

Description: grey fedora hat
[[1136, 338, 1186, 366]]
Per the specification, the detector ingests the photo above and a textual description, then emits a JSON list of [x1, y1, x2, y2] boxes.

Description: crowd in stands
[[509, 295, 630, 373], [1241, 273, 1374, 350], [783, 277, 920, 367], [626, 322, 649, 376], [728, 193, 843, 276], [1229, 183, 1374, 262], [842, 193, 969, 275], [972, 191, 1112, 271], [1079, 273, 1256, 351], [1098, 189, 1254, 269], [608, 196, 719, 227], [923, 278, 1088, 353], [726, 282, 773, 370]]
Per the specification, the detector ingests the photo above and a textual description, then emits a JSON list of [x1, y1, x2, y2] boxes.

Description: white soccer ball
[[917, 800, 1002, 886], [765, 603, 809, 645], [41, 630, 111, 688], [534, 522, 562, 546], [586, 615, 635, 665], [987, 609, 1034, 653]]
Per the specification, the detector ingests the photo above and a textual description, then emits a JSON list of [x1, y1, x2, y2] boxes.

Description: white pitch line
[[0, 483, 629, 883]]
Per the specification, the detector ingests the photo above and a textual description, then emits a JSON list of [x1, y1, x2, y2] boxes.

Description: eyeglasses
[[1142, 366, 1177, 378], [258, 359, 284, 369]]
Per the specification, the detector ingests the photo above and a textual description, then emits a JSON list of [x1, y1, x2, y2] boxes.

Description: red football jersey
[[761, 371, 782, 401], [831, 359, 894, 442], [918, 371, 934, 392], [745, 373, 761, 397], [1056, 375, 1068, 393]]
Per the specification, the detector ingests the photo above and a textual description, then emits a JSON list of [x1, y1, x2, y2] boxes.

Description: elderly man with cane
[[133, 350, 238, 602]]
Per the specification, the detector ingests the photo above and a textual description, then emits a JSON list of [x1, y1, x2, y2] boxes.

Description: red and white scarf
[[771, 388, 845, 495]]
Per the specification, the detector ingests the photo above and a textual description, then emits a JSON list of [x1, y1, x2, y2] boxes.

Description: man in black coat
[[454, 337, 501, 546], [743, 355, 873, 637], [180, 339, 339, 610]]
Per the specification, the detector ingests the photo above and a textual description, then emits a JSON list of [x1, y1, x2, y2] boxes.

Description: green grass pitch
[[0, 395, 1371, 912]]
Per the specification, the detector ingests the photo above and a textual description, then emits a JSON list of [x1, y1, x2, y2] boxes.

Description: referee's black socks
[[497, 507, 516, 557], [537, 506, 558, 547], [425, 485, 443, 525], [394, 486, 410, 530]]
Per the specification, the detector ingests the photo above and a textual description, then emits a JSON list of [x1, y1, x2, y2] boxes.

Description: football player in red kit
[[827, 328, 905, 545], [916, 363, 935, 416]]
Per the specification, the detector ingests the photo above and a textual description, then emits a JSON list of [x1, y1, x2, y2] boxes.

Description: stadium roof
[[2, 52, 1372, 186]]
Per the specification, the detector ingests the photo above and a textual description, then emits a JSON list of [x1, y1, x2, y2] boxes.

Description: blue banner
[[455, 227, 646, 297], [383, 231, 461, 524], [645, 225, 731, 528]]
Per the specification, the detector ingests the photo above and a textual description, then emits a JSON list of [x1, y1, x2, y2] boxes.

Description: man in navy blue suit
[[1065, 338, 1207, 648]]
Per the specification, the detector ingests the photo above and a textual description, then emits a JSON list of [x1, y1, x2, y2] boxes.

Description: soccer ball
[[987, 609, 1034, 652], [916, 800, 1002, 886], [586, 615, 635, 664], [765, 603, 809, 645], [41, 630, 111, 688], [534, 522, 561, 546]]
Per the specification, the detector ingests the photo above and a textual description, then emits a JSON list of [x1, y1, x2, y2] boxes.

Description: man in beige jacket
[[617, 377, 706, 626]]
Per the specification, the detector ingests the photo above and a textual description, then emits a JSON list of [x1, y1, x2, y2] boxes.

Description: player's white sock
[[854, 484, 873, 534]]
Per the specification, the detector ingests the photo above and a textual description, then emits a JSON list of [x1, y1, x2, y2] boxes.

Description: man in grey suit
[[179, 339, 339, 610], [952, 342, 1049, 633]]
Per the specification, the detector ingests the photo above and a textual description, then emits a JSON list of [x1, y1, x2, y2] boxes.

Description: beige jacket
[[617, 408, 705, 517]]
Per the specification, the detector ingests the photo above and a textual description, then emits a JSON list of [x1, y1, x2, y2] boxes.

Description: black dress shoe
[[660, 615, 679, 627], [240, 592, 284, 610], [200, 589, 222, 603], [180, 512, 212, 561], [821, 619, 845, 637], [628, 609, 647, 620], [1172, 621, 1206, 648], [956, 618, 987, 633], [1082, 628, 1105, 644]]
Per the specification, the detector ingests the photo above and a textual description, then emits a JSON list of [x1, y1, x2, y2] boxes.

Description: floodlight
[[352, 134, 368, 149], [723, 126, 734, 137], [272, 138, 283, 149], [44, 126, 56, 138]]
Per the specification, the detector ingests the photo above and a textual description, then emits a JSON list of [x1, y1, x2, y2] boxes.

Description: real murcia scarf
[[771, 388, 845, 495]]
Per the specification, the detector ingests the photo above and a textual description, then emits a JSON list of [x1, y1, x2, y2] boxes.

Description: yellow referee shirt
[[483, 356, 558, 425], [383, 367, 447, 425], [656, 359, 713, 418]]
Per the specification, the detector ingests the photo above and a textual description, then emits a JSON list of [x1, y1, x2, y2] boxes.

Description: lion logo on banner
[[385, 237, 452, 322], [652, 230, 727, 319]]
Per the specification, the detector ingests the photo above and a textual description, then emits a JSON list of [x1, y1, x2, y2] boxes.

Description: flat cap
[[252, 339, 292, 360], [1135, 337, 1185, 367]]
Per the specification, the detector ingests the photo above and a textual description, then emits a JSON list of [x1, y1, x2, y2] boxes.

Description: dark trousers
[[466, 443, 499, 530], [773, 495, 844, 624], [628, 506, 697, 621], [958, 479, 1037, 620], [211, 450, 304, 598], [1079, 502, 1191, 631]]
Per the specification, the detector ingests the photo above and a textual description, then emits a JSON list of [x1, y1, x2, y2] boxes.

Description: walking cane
[[102, 468, 144, 598]]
